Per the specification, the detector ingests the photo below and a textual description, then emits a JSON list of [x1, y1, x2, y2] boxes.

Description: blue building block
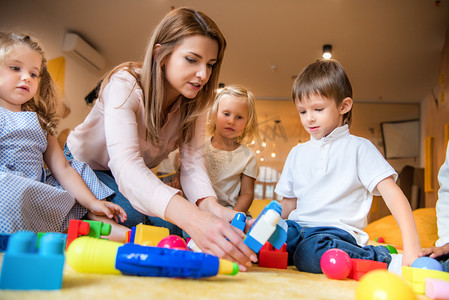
[[244, 200, 287, 253], [231, 213, 247, 232], [0, 234, 10, 252], [0, 231, 65, 290], [129, 226, 136, 243]]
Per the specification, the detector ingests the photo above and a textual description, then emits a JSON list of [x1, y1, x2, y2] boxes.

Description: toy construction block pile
[[1, 200, 448, 300]]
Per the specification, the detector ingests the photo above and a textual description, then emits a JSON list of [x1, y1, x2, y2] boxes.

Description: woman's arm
[[233, 174, 255, 213], [44, 134, 126, 222], [377, 176, 421, 266]]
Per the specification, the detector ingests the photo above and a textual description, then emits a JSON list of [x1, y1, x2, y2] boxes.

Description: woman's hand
[[165, 195, 257, 270], [86, 200, 128, 223]]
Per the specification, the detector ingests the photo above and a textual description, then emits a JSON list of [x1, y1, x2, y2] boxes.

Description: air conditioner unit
[[62, 33, 106, 72]]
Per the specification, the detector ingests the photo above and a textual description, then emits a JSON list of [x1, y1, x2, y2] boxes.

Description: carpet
[[0, 256, 430, 300]]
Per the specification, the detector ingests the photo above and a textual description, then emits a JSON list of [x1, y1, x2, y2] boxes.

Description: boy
[[275, 59, 421, 273]]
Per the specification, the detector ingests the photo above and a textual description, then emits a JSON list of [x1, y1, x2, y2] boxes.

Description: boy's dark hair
[[292, 59, 353, 126]]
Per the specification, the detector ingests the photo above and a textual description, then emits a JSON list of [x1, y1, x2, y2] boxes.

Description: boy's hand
[[87, 200, 127, 223], [419, 243, 449, 259]]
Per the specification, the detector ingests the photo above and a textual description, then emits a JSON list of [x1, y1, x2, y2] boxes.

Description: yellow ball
[[356, 270, 416, 300]]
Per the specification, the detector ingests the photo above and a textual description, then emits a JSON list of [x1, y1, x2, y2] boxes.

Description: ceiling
[[2, 0, 449, 103]]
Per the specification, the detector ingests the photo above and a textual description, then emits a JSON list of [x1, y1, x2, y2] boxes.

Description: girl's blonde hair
[[98, 7, 226, 145], [0, 32, 61, 135], [207, 85, 259, 144]]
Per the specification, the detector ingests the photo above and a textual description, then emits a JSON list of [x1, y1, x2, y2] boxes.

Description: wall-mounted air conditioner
[[62, 33, 106, 72]]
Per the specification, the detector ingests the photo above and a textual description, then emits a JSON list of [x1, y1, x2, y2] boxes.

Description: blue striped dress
[[0, 106, 114, 233]]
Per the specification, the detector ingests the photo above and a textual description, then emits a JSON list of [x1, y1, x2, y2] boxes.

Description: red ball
[[375, 237, 385, 243], [320, 248, 352, 280], [157, 235, 188, 250]]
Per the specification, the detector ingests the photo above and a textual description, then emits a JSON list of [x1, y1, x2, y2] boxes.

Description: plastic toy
[[384, 244, 398, 254], [0, 231, 65, 290], [66, 236, 239, 278], [402, 266, 449, 294], [66, 219, 90, 249], [347, 258, 387, 281], [375, 237, 384, 243], [157, 235, 188, 250], [231, 212, 247, 232], [132, 223, 170, 246], [243, 200, 287, 253], [258, 242, 288, 269], [187, 238, 201, 252], [0, 234, 10, 252], [411, 256, 444, 271], [85, 220, 112, 238], [356, 269, 417, 300], [425, 278, 449, 299], [126, 230, 132, 243], [320, 248, 352, 280]]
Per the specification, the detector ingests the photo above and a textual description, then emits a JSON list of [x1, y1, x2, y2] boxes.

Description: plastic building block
[[0, 231, 65, 290], [402, 266, 449, 294], [66, 219, 91, 250], [126, 230, 132, 243], [356, 269, 416, 300], [66, 236, 239, 278], [425, 278, 449, 299], [84, 220, 112, 238], [320, 248, 352, 280], [258, 242, 288, 269], [347, 258, 387, 281], [231, 213, 247, 232], [133, 224, 169, 246], [384, 244, 398, 254], [157, 235, 188, 250], [187, 238, 201, 252], [129, 226, 136, 243], [244, 200, 287, 253], [411, 257, 444, 271], [0, 234, 10, 252]]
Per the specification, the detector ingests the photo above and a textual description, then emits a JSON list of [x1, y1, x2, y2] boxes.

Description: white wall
[[0, 1, 105, 133]]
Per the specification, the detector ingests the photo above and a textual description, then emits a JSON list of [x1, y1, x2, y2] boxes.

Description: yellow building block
[[402, 266, 449, 294], [133, 224, 169, 246]]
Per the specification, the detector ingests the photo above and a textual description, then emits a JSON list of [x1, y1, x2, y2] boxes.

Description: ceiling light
[[322, 44, 332, 59]]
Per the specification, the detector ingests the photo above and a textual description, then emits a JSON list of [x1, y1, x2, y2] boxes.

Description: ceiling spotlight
[[322, 44, 332, 59]]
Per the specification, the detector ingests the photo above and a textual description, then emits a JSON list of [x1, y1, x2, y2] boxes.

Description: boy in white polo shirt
[[275, 59, 421, 273]]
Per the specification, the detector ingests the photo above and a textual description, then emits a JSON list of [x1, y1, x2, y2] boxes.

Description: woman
[[66, 7, 256, 268]]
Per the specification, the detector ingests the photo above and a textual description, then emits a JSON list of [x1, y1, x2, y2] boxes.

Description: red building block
[[348, 258, 387, 280], [66, 219, 90, 250], [258, 242, 288, 269]]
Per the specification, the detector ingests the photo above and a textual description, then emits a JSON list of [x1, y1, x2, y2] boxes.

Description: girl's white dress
[[0, 106, 114, 233]]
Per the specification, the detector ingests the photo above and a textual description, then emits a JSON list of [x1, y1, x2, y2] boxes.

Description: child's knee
[[291, 244, 325, 273]]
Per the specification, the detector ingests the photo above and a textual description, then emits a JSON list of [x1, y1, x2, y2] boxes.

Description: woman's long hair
[[99, 7, 227, 145]]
